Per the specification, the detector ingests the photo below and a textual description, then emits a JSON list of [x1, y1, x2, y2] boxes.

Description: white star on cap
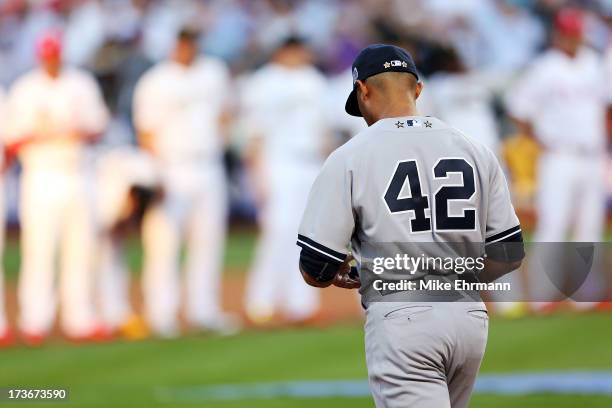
[[383, 62, 391, 69]]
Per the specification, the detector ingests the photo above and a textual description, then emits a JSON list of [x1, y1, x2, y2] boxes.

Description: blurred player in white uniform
[[0, 87, 11, 347], [4, 32, 109, 344], [134, 28, 236, 337], [242, 37, 330, 324], [427, 47, 500, 153], [606, 45, 612, 204], [506, 9, 608, 243], [94, 147, 160, 339]]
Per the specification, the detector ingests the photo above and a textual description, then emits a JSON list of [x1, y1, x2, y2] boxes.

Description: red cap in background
[[554, 8, 585, 37], [35, 31, 63, 61]]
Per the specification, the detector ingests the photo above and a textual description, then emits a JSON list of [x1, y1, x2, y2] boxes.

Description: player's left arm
[[297, 150, 358, 290], [481, 238, 524, 283]]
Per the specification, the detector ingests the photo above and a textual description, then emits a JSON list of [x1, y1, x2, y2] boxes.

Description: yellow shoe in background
[[495, 302, 530, 319], [246, 306, 276, 327], [119, 315, 150, 341]]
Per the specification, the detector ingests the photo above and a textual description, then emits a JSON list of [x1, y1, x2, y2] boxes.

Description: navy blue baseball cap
[[345, 44, 419, 117]]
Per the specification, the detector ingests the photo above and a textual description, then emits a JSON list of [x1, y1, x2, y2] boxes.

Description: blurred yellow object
[[502, 134, 540, 208], [494, 302, 530, 319], [118, 315, 150, 341], [246, 306, 276, 327]]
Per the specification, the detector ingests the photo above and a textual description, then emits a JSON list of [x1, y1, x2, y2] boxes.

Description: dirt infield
[[221, 269, 364, 325], [3, 269, 364, 338]]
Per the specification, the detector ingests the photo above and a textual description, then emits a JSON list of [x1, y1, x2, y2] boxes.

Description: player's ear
[[414, 81, 423, 100], [356, 80, 369, 100]]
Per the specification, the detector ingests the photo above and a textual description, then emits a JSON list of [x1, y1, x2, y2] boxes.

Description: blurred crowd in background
[[0, 0, 610, 210], [0, 0, 611, 214], [0, 0, 610, 345]]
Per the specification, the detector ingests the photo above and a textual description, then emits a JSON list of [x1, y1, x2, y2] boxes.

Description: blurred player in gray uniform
[[297, 45, 525, 408]]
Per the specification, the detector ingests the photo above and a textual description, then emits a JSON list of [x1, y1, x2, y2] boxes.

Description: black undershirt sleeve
[[299, 246, 342, 284], [485, 228, 525, 263]]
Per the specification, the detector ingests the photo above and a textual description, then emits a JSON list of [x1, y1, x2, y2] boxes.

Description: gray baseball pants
[[365, 301, 488, 408]]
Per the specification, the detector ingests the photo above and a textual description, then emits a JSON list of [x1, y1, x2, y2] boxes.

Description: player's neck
[[372, 102, 419, 123]]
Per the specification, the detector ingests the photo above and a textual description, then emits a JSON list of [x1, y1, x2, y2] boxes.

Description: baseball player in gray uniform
[[297, 45, 525, 408]]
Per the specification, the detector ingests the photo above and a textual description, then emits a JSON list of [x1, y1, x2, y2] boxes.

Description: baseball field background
[[1, 229, 611, 408]]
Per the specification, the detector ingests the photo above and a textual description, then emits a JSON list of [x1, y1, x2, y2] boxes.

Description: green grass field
[[1, 229, 612, 407], [2, 229, 258, 280], [1, 314, 612, 407]]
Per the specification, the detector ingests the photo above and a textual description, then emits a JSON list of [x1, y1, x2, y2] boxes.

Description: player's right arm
[[297, 150, 357, 289]]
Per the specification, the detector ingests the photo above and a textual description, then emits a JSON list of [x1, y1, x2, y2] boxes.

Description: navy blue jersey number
[[384, 158, 476, 232], [383, 160, 431, 232], [433, 159, 476, 230]]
